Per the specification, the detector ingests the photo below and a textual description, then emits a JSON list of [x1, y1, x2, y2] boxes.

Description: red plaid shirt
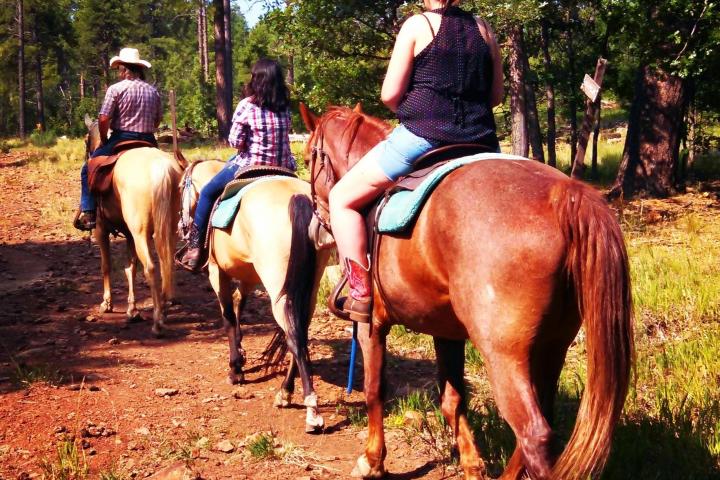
[[99, 79, 162, 133], [228, 97, 296, 170]]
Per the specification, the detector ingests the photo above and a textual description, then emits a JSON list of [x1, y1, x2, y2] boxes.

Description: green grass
[[11, 361, 63, 387], [39, 439, 88, 480], [247, 432, 277, 460]]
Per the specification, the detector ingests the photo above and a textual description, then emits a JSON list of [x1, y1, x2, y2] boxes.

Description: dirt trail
[[0, 152, 450, 479]]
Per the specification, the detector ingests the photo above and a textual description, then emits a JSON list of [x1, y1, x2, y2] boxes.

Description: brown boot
[[177, 224, 206, 273], [73, 210, 96, 231], [340, 257, 372, 323]]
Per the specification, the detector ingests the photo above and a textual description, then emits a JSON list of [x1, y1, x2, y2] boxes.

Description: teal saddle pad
[[211, 175, 293, 229], [377, 153, 529, 234]]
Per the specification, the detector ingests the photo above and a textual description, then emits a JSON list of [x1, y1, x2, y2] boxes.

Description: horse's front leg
[[434, 338, 486, 479], [352, 322, 389, 478], [124, 237, 141, 321], [209, 262, 245, 384], [94, 226, 113, 313]]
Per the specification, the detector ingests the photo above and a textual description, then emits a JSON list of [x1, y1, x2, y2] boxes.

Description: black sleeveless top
[[396, 6, 499, 149]]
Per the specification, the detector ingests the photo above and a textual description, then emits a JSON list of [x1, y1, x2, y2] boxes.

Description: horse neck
[[322, 110, 391, 173]]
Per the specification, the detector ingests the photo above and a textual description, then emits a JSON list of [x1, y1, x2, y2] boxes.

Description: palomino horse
[[179, 160, 331, 432], [84, 117, 183, 336], [300, 105, 633, 480]]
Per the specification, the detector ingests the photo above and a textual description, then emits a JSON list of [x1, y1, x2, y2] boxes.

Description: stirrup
[[328, 274, 371, 323]]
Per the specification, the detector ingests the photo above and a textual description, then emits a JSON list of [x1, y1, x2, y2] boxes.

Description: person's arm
[[380, 16, 419, 113], [154, 90, 162, 129], [98, 85, 117, 143], [477, 18, 504, 108], [98, 115, 111, 144], [228, 99, 250, 150]]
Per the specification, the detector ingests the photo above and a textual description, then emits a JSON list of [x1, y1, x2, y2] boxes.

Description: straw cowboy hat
[[109, 48, 151, 69]]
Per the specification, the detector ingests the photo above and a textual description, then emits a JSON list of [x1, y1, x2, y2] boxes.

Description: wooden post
[[571, 57, 607, 179]]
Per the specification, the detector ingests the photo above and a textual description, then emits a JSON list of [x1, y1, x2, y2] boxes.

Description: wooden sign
[[581, 74, 601, 103]]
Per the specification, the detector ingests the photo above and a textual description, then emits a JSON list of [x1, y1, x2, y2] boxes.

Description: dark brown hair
[[245, 58, 290, 113]]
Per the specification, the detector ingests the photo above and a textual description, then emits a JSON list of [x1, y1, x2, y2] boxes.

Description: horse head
[[298, 103, 392, 223]]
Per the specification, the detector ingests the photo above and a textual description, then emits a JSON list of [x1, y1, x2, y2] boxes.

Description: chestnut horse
[[299, 105, 633, 480], [178, 160, 331, 432], [84, 117, 182, 336]]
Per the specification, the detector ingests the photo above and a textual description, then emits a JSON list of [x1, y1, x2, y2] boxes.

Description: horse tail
[[279, 194, 317, 364], [552, 181, 634, 479], [151, 155, 180, 302]]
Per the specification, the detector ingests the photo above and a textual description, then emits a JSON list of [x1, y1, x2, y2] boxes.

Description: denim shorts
[[366, 124, 437, 181]]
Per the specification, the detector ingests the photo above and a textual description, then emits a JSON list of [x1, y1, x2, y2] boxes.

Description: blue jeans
[[366, 124, 438, 181], [81, 131, 157, 212], [192, 158, 240, 247]]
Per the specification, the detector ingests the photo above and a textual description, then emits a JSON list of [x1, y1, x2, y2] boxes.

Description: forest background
[[1, 0, 719, 197]]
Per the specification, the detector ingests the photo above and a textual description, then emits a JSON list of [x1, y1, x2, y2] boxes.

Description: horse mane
[[318, 106, 393, 168]]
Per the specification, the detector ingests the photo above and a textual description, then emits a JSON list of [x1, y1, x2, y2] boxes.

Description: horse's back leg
[[130, 228, 164, 336], [472, 332, 555, 480], [124, 236, 140, 320], [94, 226, 113, 313], [433, 338, 485, 479], [209, 262, 246, 384]]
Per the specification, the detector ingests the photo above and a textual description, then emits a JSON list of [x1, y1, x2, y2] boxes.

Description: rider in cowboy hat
[[75, 47, 162, 231]]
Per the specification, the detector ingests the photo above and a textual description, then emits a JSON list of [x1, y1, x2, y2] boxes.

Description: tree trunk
[[540, 20, 556, 167], [508, 25, 528, 157], [610, 66, 687, 198], [198, 2, 209, 82], [80, 72, 85, 99], [223, 0, 233, 110], [17, 0, 26, 138], [522, 33, 544, 163], [213, 0, 230, 141], [565, 13, 578, 162], [31, 16, 44, 132]]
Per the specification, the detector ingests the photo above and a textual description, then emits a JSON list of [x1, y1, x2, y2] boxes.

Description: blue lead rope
[[346, 322, 358, 394]]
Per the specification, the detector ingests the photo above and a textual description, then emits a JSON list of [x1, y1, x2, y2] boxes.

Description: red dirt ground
[[0, 152, 453, 480]]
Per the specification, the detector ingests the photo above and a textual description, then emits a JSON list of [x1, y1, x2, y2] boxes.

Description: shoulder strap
[[420, 13, 436, 38]]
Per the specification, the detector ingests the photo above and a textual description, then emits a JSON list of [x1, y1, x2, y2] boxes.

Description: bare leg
[[124, 237, 140, 320], [95, 226, 113, 313], [329, 154, 392, 264], [434, 338, 485, 479], [209, 262, 246, 384], [352, 322, 389, 478]]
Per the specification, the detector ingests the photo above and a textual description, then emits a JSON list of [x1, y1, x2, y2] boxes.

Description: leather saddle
[[87, 140, 155, 195]]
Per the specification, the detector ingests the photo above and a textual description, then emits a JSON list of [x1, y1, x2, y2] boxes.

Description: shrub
[[29, 129, 58, 148]]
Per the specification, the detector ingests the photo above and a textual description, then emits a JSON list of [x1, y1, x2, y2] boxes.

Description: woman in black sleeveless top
[[329, 0, 503, 322]]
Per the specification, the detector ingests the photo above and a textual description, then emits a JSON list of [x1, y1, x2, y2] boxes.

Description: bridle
[[307, 109, 366, 233]]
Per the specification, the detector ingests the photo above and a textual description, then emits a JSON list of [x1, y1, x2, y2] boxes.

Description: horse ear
[[299, 102, 317, 132], [353, 102, 363, 113], [84, 114, 94, 129]]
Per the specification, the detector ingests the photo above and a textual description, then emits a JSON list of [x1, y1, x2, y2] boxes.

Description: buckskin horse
[[299, 104, 633, 480], [84, 116, 183, 336], [178, 160, 331, 432]]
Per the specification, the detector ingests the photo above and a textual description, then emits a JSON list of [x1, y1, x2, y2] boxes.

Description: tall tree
[[30, 5, 44, 131], [223, 0, 233, 107], [539, 19, 556, 167], [17, 0, 25, 137], [213, 0, 230, 140], [197, 1, 208, 82], [507, 24, 529, 156]]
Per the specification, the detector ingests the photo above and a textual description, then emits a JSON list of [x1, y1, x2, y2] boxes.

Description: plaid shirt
[[99, 79, 162, 133], [227, 97, 296, 170]]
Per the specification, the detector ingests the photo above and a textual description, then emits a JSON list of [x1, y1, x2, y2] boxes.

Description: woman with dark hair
[[180, 58, 296, 272], [329, 0, 503, 322]]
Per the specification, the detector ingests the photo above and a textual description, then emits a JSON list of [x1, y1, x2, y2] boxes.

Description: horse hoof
[[227, 373, 244, 385], [99, 300, 113, 313], [351, 454, 385, 479], [273, 390, 291, 408], [305, 409, 324, 433], [151, 326, 163, 338], [126, 313, 143, 324]]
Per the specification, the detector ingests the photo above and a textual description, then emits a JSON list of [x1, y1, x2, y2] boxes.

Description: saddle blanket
[[377, 153, 530, 234], [211, 175, 293, 229]]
